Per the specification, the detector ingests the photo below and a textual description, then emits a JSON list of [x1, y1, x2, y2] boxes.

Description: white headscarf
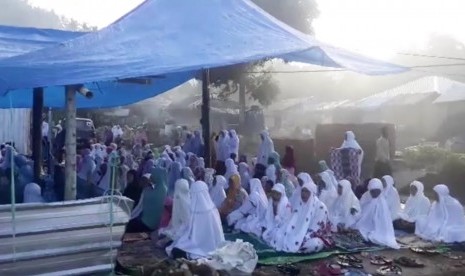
[[159, 179, 190, 240], [318, 171, 338, 211], [355, 178, 399, 249], [218, 130, 230, 161], [340, 131, 364, 176], [399, 181, 430, 223], [382, 175, 401, 221], [330, 180, 361, 230], [415, 184, 465, 243], [238, 162, 251, 191], [273, 182, 329, 252], [210, 175, 227, 208], [262, 183, 291, 244], [228, 129, 240, 158], [168, 181, 224, 259], [257, 131, 274, 166], [224, 158, 238, 185], [23, 183, 45, 203], [289, 173, 315, 210]]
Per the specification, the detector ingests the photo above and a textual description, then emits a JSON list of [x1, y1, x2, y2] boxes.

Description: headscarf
[[319, 160, 338, 189], [220, 174, 247, 217], [273, 182, 330, 252], [228, 129, 240, 158], [210, 175, 227, 208], [382, 175, 401, 221], [340, 131, 364, 176], [167, 162, 182, 197], [355, 178, 399, 249], [204, 168, 215, 189], [265, 151, 281, 183], [224, 158, 238, 185], [167, 181, 224, 259], [123, 169, 142, 206], [181, 167, 195, 185], [399, 181, 430, 223], [415, 184, 465, 243], [281, 145, 296, 170], [183, 132, 195, 154], [238, 162, 251, 191], [23, 183, 45, 203], [330, 180, 361, 230], [289, 172, 315, 209], [257, 131, 274, 166], [159, 179, 190, 240], [197, 157, 205, 169], [238, 178, 269, 236], [318, 171, 338, 211], [174, 148, 187, 167], [191, 130, 204, 156], [262, 183, 292, 244], [217, 130, 230, 161], [280, 169, 295, 198]]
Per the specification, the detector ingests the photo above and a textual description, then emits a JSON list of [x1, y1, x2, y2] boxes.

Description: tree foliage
[[209, 0, 319, 106]]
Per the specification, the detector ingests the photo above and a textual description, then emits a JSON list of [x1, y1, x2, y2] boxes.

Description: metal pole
[[64, 86, 77, 200], [201, 69, 211, 167], [32, 87, 43, 183], [48, 108, 53, 178]]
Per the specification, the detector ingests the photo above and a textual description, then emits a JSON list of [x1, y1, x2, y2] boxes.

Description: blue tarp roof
[[0, 0, 407, 108]]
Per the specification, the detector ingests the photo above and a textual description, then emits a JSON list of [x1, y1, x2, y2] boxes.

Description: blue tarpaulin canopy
[[0, 0, 407, 108]]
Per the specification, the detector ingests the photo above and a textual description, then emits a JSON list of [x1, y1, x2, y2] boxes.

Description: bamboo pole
[[32, 87, 43, 183], [64, 86, 77, 200], [201, 69, 211, 167]]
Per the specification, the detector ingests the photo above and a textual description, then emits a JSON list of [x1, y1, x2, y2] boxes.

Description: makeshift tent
[[0, 0, 406, 96]]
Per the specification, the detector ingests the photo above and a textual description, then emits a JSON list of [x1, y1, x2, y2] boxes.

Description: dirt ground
[[117, 239, 465, 276]]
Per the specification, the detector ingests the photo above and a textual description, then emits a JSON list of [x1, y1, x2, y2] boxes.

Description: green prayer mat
[[225, 232, 384, 265]]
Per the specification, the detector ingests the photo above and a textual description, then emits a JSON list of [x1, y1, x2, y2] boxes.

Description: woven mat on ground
[[225, 233, 383, 265]]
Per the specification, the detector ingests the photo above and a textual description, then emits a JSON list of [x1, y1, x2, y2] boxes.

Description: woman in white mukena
[[394, 181, 430, 233], [381, 175, 401, 221], [329, 179, 361, 231], [262, 183, 291, 245]]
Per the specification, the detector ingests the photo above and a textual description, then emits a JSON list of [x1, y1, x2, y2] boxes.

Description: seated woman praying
[[394, 181, 430, 233], [158, 179, 190, 246], [262, 184, 292, 245], [272, 182, 333, 253], [209, 175, 227, 208], [126, 168, 167, 233], [289, 172, 313, 209], [219, 174, 248, 220], [318, 171, 338, 211], [355, 178, 400, 249], [167, 181, 225, 259], [381, 175, 401, 221], [227, 178, 268, 235], [329, 180, 361, 231], [415, 184, 465, 243]]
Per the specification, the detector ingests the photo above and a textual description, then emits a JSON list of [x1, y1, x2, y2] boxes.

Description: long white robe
[[289, 173, 314, 209], [262, 184, 291, 245], [355, 178, 400, 249], [398, 181, 430, 223], [382, 175, 401, 221], [319, 171, 338, 211], [330, 180, 361, 231], [257, 131, 274, 166], [228, 129, 240, 158], [415, 184, 465, 243], [159, 179, 190, 240], [210, 175, 227, 208]]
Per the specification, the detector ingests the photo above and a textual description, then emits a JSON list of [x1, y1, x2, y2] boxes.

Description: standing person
[[373, 127, 392, 178], [228, 129, 240, 161], [281, 145, 296, 175], [340, 131, 364, 177], [257, 131, 274, 167]]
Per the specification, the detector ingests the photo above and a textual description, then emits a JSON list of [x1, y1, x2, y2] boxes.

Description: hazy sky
[[30, 0, 465, 59]]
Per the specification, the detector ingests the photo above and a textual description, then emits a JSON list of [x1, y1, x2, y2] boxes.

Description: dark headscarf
[[123, 170, 142, 206], [281, 145, 296, 169]]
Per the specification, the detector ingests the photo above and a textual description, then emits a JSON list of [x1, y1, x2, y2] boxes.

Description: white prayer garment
[[23, 183, 45, 203], [224, 158, 239, 186], [262, 183, 291, 245], [382, 175, 401, 221], [340, 131, 364, 176], [227, 178, 268, 236], [355, 178, 400, 249], [289, 172, 314, 209], [210, 175, 227, 208], [330, 180, 361, 231], [318, 171, 338, 211], [228, 129, 240, 158], [257, 131, 274, 166], [398, 181, 430, 223], [159, 179, 190, 241], [272, 183, 332, 253], [167, 181, 225, 259], [415, 184, 465, 243]]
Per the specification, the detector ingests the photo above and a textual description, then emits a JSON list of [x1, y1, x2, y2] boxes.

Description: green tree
[[209, 0, 319, 107]]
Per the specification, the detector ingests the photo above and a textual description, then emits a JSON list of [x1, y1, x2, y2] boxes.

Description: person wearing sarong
[[394, 181, 430, 233], [415, 184, 465, 243], [219, 174, 248, 220], [272, 182, 333, 253], [210, 175, 227, 208], [167, 181, 224, 259], [227, 178, 267, 234], [330, 180, 361, 231], [340, 131, 364, 177], [318, 171, 338, 211], [381, 175, 401, 221], [262, 183, 292, 245], [355, 178, 399, 249], [126, 167, 167, 233]]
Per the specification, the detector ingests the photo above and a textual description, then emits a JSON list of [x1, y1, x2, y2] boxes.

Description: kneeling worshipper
[[167, 181, 225, 259], [126, 168, 167, 233], [355, 178, 400, 249], [273, 182, 333, 253], [227, 178, 268, 235], [319, 160, 338, 189], [23, 182, 45, 203], [395, 181, 430, 233], [381, 175, 401, 221], [318, 171, 338, 211], [219, 174, 248, 220], [262, 183, 292, 245], [280, 169, 296, 198], [289, 172, 313, 208], [158, 179, 190, 246], [210, 175, 227, 208], [415, 184, 465, 243], [329, 180, 361, 231]]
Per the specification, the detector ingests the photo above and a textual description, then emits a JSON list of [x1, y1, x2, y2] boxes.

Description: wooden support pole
[[32, 87, 43, 183], [201, 69, 211, 167], [64, 86, 77, 200]]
